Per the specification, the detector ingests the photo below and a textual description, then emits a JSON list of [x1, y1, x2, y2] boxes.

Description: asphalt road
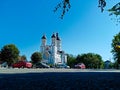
[[0, 68, 120, 90]]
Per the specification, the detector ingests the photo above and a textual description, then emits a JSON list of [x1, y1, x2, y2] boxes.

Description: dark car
[[35, 62, 50, 68]]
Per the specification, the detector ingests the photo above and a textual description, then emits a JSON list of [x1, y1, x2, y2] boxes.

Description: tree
[[113, 60, 119, 69], [31, 52, 42, 64], [111, 32, 120, 65], [55, 0, 120, 19], [0, 51, 1, 61], [67, 54, 76, 68], [19, 55, 27, 61], [108, 2, 120, 16], [0, 44, 20, 66], [76, 53, 104, 69], [109, 61, 114, 69], [54, 0, 71, 19]]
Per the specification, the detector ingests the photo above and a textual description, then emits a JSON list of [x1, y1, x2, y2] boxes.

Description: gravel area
[[0, 69, 120, 90]]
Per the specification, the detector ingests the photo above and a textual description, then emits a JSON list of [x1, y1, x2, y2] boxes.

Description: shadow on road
[[0, 72, 120, 90]]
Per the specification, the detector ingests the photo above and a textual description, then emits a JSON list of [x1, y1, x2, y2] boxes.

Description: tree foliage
[[0, 44, 20, 66], [55, 0, 120, 19], [19, 55, 27, 61], [111, 32, 120, 64], [108, 2, 120, 16], [54, 0, 71, 19], [98, 0, 106, 12], [76, 53, 104, 69], [67, 54, 76, 68], [0, 51, 1, 61], [31, 52, 42, 64], [113, 60, 119, 69]]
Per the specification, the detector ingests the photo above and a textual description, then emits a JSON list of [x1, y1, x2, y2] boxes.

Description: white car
[[1, 62, 8, 68], [56, 64, 70, 68]]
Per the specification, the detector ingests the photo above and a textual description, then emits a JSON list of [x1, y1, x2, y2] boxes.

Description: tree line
[[67, 53, 104, 69], [1, 29, 120, 69], [0, 44, 105, 68], [0, 44, 42, 67], [0, 44, 112, 69], [67, 31, 120, 69]]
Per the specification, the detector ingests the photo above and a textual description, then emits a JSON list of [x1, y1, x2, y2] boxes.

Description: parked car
[[1, 62, 8, 68], [12, 61, 32, 68], [75, 63, 86, 69], [56, 64, 70, 68], [35, 62, 50, 68]]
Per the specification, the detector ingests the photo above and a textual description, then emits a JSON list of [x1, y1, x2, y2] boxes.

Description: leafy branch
[[54, 0, 120, 20], [54, 0, 71, 19]]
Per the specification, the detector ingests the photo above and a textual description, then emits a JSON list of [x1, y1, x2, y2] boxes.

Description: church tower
[[41, 35, 46, 53], [56, 33, 61, 51], [41, 35, 46, 46], [51, 33, 57, 64], [51, 33, 56, 46]]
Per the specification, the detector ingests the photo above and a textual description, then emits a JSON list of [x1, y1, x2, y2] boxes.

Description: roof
[[104, 60, 111, 63], [57, 37, 60, 40], [58, 51, 64, 53], [41, 35, 46, 39], [56, 33, 61, 40], [51, 33, 56, 38]]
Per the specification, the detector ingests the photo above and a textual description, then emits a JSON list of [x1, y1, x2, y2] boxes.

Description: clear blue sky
[[0, 0, 120, 61]]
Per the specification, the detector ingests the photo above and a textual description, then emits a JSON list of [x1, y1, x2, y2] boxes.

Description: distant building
[[40, 33, 67, 65], [104, 60, 111, 69]]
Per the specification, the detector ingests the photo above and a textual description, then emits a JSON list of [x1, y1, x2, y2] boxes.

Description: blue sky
[[0, 0, 120, 61]]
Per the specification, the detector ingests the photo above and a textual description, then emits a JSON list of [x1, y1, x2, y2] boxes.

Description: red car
[[12, 61, 32, 68], [75, 63, 86, 69]]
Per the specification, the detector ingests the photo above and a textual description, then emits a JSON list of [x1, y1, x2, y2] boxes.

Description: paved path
[[1, 68, 120, 73], [0, 68, 120, 90]]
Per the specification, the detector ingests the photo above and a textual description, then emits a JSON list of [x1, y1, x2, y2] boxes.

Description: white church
[[40, 33, 67, 65]]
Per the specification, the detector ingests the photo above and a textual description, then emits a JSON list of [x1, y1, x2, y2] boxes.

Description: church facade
[[40, 33, 67, 65]]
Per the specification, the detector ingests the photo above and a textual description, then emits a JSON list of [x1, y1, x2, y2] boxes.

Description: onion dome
[[51, 33, 56, 38], [41, 35, 46, 39], [56, 33, 61, 41], [57, 36, 60, 40]]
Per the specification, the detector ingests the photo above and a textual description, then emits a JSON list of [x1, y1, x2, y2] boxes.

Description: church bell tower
[[41, 35, 46, 54]]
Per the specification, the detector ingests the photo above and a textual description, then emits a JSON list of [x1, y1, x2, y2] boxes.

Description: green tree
[[113, 60, 119, 69], [0, 51, 1, 61], [108, 2, 120, 16], [76, 53, 104, 69], [31, 52, 42, 64], [109, 61, 114, 69], [111, 32, 120, 65], [19, 55, 27, 61], [67, 54, 76, 68], [21, 55, 27, 61], [0, 44, 20, 66]]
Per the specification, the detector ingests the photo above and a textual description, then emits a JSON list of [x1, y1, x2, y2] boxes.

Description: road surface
[[0, 68, 120, 90]]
